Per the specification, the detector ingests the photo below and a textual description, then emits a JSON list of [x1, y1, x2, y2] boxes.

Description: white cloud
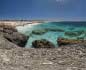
[[56, 0, 65, 2], [56, 0, 69, 3]]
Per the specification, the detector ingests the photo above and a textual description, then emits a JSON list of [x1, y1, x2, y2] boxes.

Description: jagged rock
[[57, 37, 85, 46], [32, 39, 55, 48], [0, 25, 29, 47], [4, 32, 28, 47]]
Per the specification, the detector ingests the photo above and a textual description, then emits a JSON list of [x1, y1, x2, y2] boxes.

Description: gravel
[[0, 45, 86, 70]]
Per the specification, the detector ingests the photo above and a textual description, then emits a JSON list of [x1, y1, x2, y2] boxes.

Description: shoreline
[[0, 21, 86, 69]]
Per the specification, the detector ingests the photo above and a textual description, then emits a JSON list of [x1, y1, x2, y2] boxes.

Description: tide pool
[[16, 22, 86, 48]]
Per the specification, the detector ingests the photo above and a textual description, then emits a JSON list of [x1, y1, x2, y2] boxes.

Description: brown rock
[[57, 37, 85, 46], [32, 39, 55, 48]]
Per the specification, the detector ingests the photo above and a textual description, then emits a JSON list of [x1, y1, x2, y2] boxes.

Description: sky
[[0, 0, 86, 20]]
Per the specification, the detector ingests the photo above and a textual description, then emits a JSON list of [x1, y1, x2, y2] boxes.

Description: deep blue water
[[16, 22, 86, 48]]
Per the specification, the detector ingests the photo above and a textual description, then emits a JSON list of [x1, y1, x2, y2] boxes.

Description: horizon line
[[0, 19, 86, 22]]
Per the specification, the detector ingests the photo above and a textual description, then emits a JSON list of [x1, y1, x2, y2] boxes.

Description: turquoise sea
[[16, 22, 86, 48]]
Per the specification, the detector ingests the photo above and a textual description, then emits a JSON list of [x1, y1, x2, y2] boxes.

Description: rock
[[32, 39, 55, 48], [0, 44, 86, 70], [68, 27, 75, 31], [57, 37, 85, 46], [3, 26, 17, 35], [3, 26, 17, 33], [46, 28, 64, 32], [65, 30, 84, 37], [32, 29, 47, 35], [0, 25, 29, 47], [32, 28, 64, 35], [0, 33, 18, 49], [77, 36, 85, 40], [4, 32, 29, 47], [0, 27, 3, 32]]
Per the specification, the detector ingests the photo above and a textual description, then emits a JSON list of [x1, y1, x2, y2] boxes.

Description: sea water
[[16, 22, 86, 48]]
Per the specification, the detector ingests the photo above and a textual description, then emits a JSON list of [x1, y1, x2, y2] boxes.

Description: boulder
[[57, 37, 85, 46], [0, 25, 29, 47], [0, 33, 19, 49], [4, 32, 28, 47], [32, 39, 55, 48]]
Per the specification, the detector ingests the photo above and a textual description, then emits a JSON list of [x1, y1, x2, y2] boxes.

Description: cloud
[[56, 0, 65, 2], [56, 0, 69, 4]]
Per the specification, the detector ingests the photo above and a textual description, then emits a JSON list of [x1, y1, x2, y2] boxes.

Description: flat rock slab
[[0, 45, 86, 70], [0, 34, 19, 49]]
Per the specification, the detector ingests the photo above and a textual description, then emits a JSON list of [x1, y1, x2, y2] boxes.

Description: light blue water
[[16, 22, 86, 48]]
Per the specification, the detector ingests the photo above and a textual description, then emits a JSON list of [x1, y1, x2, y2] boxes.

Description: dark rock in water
[[65, 31, 77, 37], [65, 30, 84, 37], [0, 26, 29, 47], [46, 28, 64, 32], [32, 39, 55, 48], [68, 27, 75, 31], [32, 28, 64, 35], [57, 37, 85, 46], [32, 29, 47, 35], [77, 36, 85, 40]]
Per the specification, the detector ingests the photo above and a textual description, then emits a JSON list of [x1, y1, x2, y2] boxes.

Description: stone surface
[[32, 39, 55, 48], [57, 37, 86, 46], [0, 22, 86, 70], [0, 45, 86, 70], [0, 24, 29, 47], [0, 33, 19, 49], [4, 32, 29, 47]]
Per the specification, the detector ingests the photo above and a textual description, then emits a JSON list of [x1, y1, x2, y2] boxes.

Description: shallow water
[[16, 22, 86, 48]]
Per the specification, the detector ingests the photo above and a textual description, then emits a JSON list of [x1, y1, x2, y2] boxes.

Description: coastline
[[0, 44, 86, 70], [0, 21, 86, 69]]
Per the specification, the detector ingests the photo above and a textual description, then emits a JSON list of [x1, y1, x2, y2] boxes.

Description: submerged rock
[[32, 39, 55, 48], [32, 28, 64, 35], [46, 28, 64, 32], [32, 29, 47, 35], [57, 37, 85, 46], [68, 27, 75, 31], [65, 30, 84, 37], [77, 36, 85, 40]]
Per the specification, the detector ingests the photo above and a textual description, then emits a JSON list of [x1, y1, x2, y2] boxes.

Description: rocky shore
[[0, 23, 29, 48], [57, 37, 86, 47], [0, 44, 86, 70], [0, 22, 86, 70]]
